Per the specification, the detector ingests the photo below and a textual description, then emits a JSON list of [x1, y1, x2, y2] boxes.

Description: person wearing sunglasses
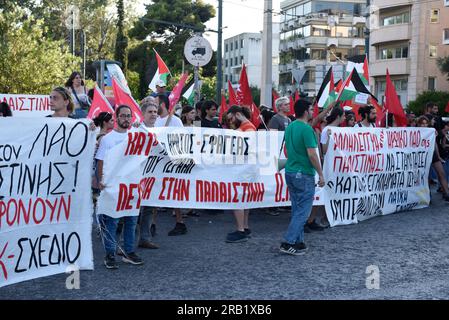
[[96, 105, 144, 269]]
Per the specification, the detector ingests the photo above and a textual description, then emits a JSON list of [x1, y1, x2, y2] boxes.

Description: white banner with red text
[[323, 127, 435, 227], [0, 118, 96, 288], [0, 94, 52, 117], [97, 127, 324, 218]]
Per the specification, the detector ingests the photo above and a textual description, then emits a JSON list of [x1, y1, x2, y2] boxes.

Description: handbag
[[72, 86, 91, 110]]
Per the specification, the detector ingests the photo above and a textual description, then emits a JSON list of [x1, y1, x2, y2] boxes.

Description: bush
[[408, 91, 449, 115]]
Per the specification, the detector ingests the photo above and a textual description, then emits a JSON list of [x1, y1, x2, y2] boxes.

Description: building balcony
[[370, 58, 411, 76], [352, 38, 366, 48], [372, 0, 412, 10], [370, 23, 412, 45], [352, 16, 366, 25], [327, 37, 339, 47]]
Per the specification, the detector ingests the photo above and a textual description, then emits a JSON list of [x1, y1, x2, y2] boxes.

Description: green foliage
[[126, 70, 140, 101], [0, 7, 81, 94], [437, 56, 449, 81], [408, 91, 449, 115]]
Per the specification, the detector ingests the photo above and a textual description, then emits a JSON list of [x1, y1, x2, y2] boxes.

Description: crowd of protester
[[2, 71, 449, 265]]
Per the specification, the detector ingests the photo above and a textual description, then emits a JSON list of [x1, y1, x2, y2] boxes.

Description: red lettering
[[232, 182, 240, 203]]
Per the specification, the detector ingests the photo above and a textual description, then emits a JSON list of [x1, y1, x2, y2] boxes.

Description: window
[[429, 44, 437, 57], [381, 12, 410, 26], [224, 75, 228, 83], [428, 77, 436, 91], [225, 59, 228, 67], [430, 9, 439, 23], [240, 56, 244, 64], [230, 42, 233, 51], [235, 41, 238, 49], [311, 49, 326, 60], [444, 29, 449, 44], [304, 1, 312, 15], [234, 57, 238, 65], [225, 44, 228, 52], [240, 39, 244, 48], [379, 45, 409, 59]]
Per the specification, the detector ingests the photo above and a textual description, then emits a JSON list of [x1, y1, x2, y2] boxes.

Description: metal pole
[[216, 0, 223, 103], [260, 0, 273, 107], [82, 30, 86, 79], [194, 65, 200, 105], [365, 0, 370, 60], [72, 9, 75, 56]]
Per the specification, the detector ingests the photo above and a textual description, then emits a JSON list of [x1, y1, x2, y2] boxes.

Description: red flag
[[112, 77, 143, 123], [363, 55, 370, 86], [272, 89, 279, 113], [219, 94, 228, 123], [228, 80, 238, 106], [385, 69, 407, 127], [236, 64, 253, 106], [289, 94, 295, 117], [168, 73, 189, 114], [294, 90, 300, 103], [445, 101, 449, 113], [372, 98, 385, 127], [250, 103, 261, 128], [87, 85, 114, 120], [313, 102, 319, 118]]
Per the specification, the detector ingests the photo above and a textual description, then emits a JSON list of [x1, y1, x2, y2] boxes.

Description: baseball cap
[[156, 80, 166, 87]]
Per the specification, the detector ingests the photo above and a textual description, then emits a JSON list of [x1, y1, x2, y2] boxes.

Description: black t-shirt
[[201, 118, 222, 128]]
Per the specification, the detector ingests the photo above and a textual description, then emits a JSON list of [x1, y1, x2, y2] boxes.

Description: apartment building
[[369, 0, 449, 106], [279, 0, 367, 96], [223, 28, 280, 90]]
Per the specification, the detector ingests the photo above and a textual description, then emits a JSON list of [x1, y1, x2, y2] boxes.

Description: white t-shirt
[[154, 115, 184, 127], [320, 126, 331, 145], [95, 130, 128, 161]]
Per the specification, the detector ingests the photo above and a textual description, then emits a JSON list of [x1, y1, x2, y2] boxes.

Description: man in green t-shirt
[[280, 99, 325, 256]]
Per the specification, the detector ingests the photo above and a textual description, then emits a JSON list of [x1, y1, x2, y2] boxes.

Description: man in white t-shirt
[[154, 94, 187, 236], [356, 105, 377, 128], [96, 105, 144, 269], [154, 94, 184, 127]]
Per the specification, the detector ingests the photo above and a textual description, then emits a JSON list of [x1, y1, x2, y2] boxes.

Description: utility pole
[[260, 0, 273, 107], [365, 0, 371, 60], [216, 0, 223, 103]]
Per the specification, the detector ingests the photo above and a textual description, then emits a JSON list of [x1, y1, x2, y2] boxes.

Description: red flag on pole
[[385, 69, 407, 127], [250, 102, 261, 129], [228, 80, 238, 106], [236, 64, 253, 106], [87, 85, 114, 120], [445, 101, 449, 113], [272, 89, 279, 113], [219, 93, 228, 123], [168, 73, 189, 114], [112, 77, 143, 123]]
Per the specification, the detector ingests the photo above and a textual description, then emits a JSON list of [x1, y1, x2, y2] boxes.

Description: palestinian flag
[[337, 70, 375, 103], [346, 55, 370, 88], [182, 77, 195, 106], [316, 67, 337, 109], [148, 49, 171, 92]]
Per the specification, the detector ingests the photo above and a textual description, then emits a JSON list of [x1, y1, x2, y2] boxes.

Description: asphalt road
[[1, 187, 449, 300]]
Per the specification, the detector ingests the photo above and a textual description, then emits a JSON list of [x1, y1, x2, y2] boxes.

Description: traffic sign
[[184, 35, 213, 67]]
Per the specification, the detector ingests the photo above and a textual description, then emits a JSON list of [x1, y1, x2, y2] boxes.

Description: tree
[[437, 56, 449, 81], [114, 0, 128, 74], [0, 7, 80, 94], [129, 0, 215, 73], [408, 91, 449, 115]]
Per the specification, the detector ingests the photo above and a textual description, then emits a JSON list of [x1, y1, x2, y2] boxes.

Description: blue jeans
[[284, 172, 315, 244], [139, 206, 153, 242], [102, 215, 138, 255]]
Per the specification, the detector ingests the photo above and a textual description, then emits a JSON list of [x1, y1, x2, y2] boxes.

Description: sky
[[136, 0, 281, 50]]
